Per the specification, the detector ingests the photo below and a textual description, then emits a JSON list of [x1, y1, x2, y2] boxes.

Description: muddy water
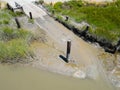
[[0, 64, 118, 90]]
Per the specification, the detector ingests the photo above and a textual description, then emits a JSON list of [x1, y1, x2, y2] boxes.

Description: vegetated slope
[[0, 9, 33, 63], [51, 0, 120, 44]]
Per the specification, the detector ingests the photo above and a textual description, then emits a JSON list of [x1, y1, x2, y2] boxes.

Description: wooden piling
[[66, 40, 71, 62], [29, 12, 33, 19], [65, 16, 69, 21], [7, 3, 10, 9], [21, 7, 24, 12], [11, 8, 14, 12], [15, 18, 21, 28]]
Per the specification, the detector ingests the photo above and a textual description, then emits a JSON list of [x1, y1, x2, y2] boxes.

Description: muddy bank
[[43, 13, 120, 87], [29, 23, 99, 80], [16, 14, 98, 80]]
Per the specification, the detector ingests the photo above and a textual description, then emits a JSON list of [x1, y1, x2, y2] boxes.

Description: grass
[[50, 0, 120, 44], [0, 39, 31, 62], [28, 18, 34, 24], [0, 27, 33, 63], [0, 27, 32, 41], [0, 8, 34, 63], [0, 9, 11, 24]]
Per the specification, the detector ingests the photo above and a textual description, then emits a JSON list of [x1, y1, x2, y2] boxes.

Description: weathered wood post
[[7, 3, 11, 9], [52, 10, 55, 15], [21, 7, 24, 12], [29, 12, 33, 19], [66, 40, 71, 62], [15, 18, 21, 28], [11, 8, 14, 12], [65, 16, 69, 21], [86, 25, 89, 30]]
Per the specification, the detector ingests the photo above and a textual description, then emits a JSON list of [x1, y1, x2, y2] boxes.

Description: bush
[[0, 27, 32, 41], [53, 2, 63, 12], [0, 27, 33, 63], [0, 39, 32, 63]]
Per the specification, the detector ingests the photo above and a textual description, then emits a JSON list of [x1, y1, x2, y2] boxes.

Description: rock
[[73, 70, 86, 79]]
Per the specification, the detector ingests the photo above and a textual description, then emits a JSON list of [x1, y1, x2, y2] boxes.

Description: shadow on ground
[[59, 55, 68, 63]]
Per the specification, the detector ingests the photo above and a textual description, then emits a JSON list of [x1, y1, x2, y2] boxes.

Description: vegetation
[[39, 0, 44, 4], [34, 0, 44, 5], [0, 39, 31, 63], [0, 9, 11, 25], [0, 9, 34, 63], [49, 0, 120, 44]]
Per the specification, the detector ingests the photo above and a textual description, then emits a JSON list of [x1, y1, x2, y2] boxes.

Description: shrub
[[0, 27, 32, 41], [53, 2, 63, 12], [0, 39, 32, 63]]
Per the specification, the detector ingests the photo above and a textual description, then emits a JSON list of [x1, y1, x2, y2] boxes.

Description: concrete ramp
[[22, 3, 47, 19], [7, 1, 17, 9]]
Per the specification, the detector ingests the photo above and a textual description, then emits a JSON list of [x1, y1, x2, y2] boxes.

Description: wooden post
[[15, 18, 21, 28], [29, 12, 33, 19], [65, 16, 69, 21], [21, 7, 24, 12], [66, 40, 71, 62], [52, 10, 55, 15], [11, 8, 14, 12], [7, 3, 11, 9]]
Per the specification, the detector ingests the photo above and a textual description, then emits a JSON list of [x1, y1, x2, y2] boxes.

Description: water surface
[[0, 64, 118, 90]]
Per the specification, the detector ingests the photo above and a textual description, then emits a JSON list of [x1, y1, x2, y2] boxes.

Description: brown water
[[0, 64, 118, 90]]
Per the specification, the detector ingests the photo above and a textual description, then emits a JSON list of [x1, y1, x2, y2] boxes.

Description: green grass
[[0, 10, 11, 24], [51, 0, 120, 44], [0, 27, 33, 63], [0, 27, 32, 41], [0, 9, 24, 25], [0, 9, 34, 63], [0, 39, 31, 62]]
